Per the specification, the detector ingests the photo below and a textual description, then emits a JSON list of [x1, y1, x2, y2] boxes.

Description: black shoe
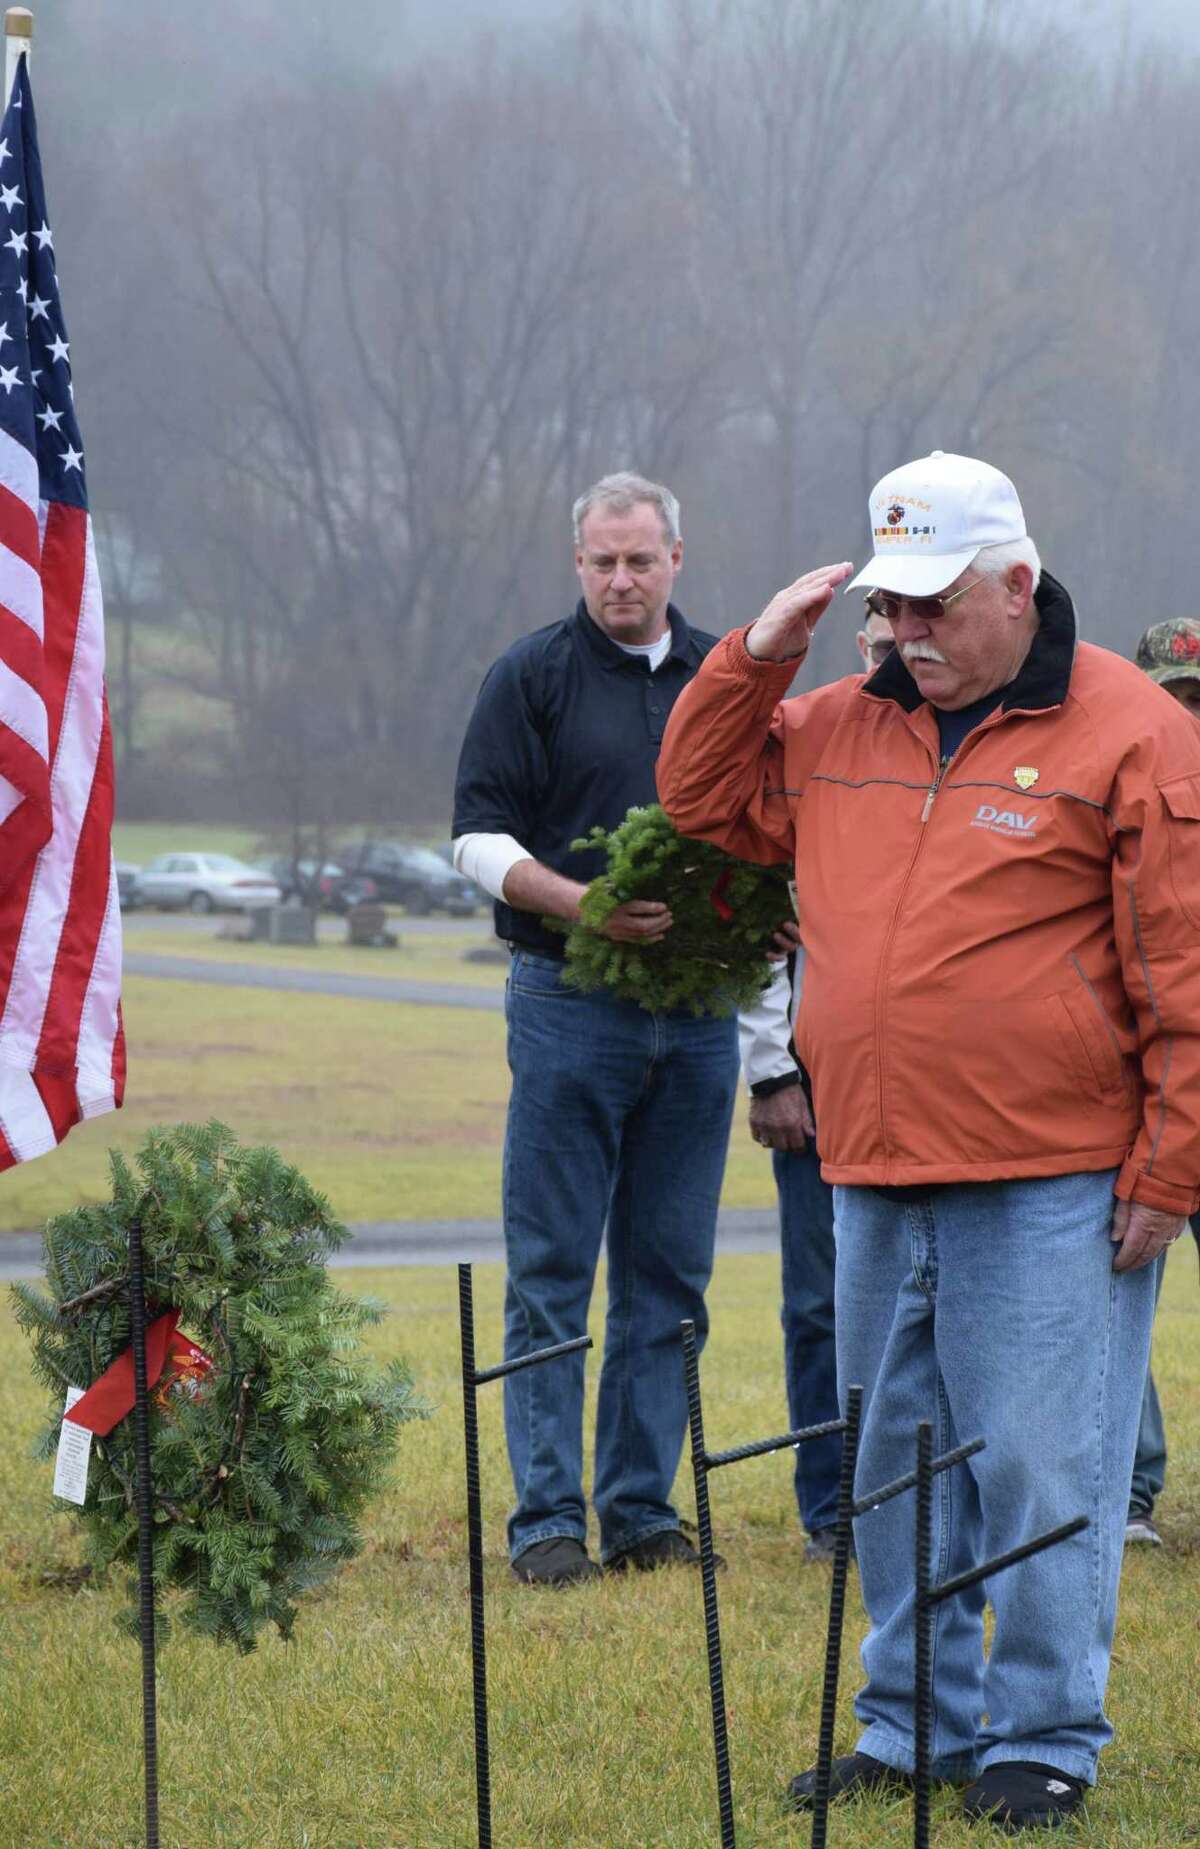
[[510, 1537, 602, 1587], [606, 1528, 724, 1572], [787, 1751, 913, 1811], [963, 1762, 1085, 1831], [804, 1525, 855, 1563]]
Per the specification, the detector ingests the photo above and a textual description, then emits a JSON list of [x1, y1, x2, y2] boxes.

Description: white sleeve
[[737, 961, 798, 1090], [452, 832, 535, 902]]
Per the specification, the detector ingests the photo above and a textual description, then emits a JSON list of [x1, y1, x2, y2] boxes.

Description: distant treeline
[[61, 0, 1200, 827]]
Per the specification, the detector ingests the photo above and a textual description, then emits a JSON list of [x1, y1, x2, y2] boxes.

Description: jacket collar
[[861, 570, 1078, 715], [572, 599, 695, 671]]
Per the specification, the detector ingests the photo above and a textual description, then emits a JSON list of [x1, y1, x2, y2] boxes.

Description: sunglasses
[[864, 577, 983, 625]]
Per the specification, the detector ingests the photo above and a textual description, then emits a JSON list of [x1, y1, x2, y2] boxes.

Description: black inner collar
[[862, 571, 1077, 715]]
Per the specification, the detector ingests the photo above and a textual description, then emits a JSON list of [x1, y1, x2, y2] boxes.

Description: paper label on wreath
[[53, 1387, 92, 1505]]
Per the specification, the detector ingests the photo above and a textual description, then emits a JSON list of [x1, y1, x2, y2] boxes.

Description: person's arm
[[657, 564, 853, 864], [738, 962, 798, 1091], [503, 858, 671, 942], [1109, 730, 1200, 1266], [738, 960, 815, 1153], [452, 831, 533, 899], [451, 829, 675, 942]]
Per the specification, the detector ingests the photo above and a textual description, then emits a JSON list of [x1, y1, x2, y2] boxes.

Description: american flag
[[0, 54, 123, 1167]]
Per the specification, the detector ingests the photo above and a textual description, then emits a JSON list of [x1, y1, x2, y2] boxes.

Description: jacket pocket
[[1161, 772, 1200, 930], [1051, 979, 1127, 1101]]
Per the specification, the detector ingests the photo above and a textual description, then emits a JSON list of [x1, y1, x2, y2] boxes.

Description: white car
[[135, 853, 282, 914]]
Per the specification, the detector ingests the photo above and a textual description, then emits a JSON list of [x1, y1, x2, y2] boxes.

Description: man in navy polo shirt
[[452, 471, 740, 1586]]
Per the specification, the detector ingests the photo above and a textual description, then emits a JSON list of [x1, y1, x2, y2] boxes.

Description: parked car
[[135, 853, 282, 914], [267, 859, 378, 915], [115, 861, 141, 910], [336, 841, 480, 915]]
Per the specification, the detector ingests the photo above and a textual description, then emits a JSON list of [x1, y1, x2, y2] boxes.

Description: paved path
[[123, 951, 504, 1011], [0, 1208, 778, 1280]]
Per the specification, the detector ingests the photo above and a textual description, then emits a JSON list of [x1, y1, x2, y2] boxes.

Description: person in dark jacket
[[451, 472, 739, 1586]]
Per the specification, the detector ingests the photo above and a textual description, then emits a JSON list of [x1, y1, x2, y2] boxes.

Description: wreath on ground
[[554, 804, 794, 1015], [11, 1121, 427, 1653]]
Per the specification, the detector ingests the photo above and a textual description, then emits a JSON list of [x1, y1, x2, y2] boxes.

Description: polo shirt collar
[[572, 600, 694, 670]]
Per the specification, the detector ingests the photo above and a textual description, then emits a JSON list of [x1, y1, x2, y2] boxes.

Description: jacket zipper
[[920, 761, 944, 822]]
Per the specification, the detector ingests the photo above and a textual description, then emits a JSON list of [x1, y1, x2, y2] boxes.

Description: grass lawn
[[0, 976, 775, 1234], [0, 1252, 1196, 1847], [123, 923, 507, 991]]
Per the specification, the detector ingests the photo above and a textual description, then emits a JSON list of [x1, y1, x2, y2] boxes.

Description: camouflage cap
[[1135, 618, 1200, 685]]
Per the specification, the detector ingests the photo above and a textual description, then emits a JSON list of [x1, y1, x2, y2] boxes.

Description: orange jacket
[[658, 574, 1200, 1213]]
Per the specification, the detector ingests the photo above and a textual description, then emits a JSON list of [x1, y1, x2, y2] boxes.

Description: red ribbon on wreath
[[64, 1309, 214, 1436], [709, 869, 735, 922]]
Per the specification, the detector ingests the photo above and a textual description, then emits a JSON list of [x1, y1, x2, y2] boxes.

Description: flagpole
[[4, 7, 31, 99]]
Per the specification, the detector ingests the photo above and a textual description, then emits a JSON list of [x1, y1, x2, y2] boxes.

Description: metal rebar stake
[[913, 1422, 934, 1849], [458, 1263, 593, 1849], [682, 1318, 736, 1849], [458, 1264, 493, 1849], [127, 1216, 160, 1849], [809, 1383, 863, 1849]]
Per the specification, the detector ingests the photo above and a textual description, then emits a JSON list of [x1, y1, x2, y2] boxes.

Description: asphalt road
[[0, 1208, 779, 1280]]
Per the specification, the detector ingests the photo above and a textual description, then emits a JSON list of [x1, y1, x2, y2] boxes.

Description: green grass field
[[1, 1253, 1196, 1847], [111, 823, 451, 867], [123, 923, 507, 990], [0, 972, 775, 1234]]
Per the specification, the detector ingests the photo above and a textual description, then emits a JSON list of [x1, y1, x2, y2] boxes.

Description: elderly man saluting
[[657, 452, 1200, 1832]]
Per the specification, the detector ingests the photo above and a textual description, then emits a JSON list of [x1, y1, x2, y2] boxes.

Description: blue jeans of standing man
[[503, 951, 739, 1564], [774, 1145, 842, 1535], [834, 1172, 1155, 1786]]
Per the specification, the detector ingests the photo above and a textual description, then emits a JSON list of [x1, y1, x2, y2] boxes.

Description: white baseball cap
[[845, 451, 1027, 597]]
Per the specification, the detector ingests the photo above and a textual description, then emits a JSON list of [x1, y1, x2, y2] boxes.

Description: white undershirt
[[452, 628, 674, 899]]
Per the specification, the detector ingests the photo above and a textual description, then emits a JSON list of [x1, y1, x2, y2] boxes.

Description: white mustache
[[902, 642, 949, 665]]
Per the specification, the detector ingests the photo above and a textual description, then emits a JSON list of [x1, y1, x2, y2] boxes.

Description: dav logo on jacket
[[972, 802, 1038, 840]]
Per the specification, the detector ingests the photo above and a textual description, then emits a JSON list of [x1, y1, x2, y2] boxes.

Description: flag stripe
[[1, 507, 102, 1066], [0, 653, 48, 756], [0, 592, 50, 688], [0, 424, 38, 516], [0, 1063, 58, 1162], [0, 478, 42, 579], [39, 500, 88, 762], [0, 547, 45, 634], [39, 552, 119, 1079]]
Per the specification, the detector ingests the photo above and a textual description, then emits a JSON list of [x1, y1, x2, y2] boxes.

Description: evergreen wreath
[[555, 804, 794, 1015], [12, 1121, 427, 1653]]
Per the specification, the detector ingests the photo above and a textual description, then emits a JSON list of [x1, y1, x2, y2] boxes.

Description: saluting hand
[[745, 562, 856, 664]]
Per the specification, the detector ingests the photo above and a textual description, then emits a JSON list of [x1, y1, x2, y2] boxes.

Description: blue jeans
[[502, 951, 739, 1563], [774, 1145, 842, 1535], [1129, 1253, 1167, 1517], [834, 1172, 1156, 1786]]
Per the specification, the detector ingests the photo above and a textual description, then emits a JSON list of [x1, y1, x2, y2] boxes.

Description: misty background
[[26, 0, 1200, 834]]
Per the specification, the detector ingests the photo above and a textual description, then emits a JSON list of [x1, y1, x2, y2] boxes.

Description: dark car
[[267, 859, 378, 915], [336, 841, 480, 915]]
